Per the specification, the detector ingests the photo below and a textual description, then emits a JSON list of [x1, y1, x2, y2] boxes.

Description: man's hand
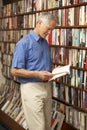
[[38, 71, 53, 81]]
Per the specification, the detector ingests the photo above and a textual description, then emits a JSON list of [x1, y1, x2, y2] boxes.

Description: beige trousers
[[20, 82, 52, 130]]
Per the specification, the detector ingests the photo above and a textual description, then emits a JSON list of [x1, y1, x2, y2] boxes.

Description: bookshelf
[[0, 109, 25, 130], [0, 0, 87, 130], [49, 1, 87, 130]]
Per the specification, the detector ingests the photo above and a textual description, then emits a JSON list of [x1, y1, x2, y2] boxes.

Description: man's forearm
[[10, 68, 39, 78]]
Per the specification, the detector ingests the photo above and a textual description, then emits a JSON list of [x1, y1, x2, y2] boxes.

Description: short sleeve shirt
[[11, 30, 52, 83]]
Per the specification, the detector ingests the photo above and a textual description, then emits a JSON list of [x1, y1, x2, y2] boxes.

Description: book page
[[49, 64, 70, 81]]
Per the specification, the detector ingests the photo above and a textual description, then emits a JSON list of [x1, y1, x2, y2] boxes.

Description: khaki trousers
[[20, 82, 52, 130]]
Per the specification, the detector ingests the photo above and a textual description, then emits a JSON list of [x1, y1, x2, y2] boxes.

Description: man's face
[[38, 20, 56, 38]]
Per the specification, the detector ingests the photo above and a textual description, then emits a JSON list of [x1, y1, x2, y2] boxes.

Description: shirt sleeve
[[11, 42, 25, 69]]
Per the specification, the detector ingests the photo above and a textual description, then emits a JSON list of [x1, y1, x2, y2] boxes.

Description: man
[[11, 12, 57, 130]]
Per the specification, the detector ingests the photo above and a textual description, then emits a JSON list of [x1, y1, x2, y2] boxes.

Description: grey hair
[[37, 12, 56, 24]]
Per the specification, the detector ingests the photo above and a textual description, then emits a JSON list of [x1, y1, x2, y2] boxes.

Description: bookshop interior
[[0, 0, 87, 130]]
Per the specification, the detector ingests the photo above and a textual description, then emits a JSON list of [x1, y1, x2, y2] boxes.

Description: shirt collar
[[30, 30, 40, 42]]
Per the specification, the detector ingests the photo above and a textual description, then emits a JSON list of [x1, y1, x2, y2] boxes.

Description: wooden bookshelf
[[0, 108, 77, 130], [0, 0, 87, 130], [0, 109, 25, 130], [61, 122, 79, 130], [0, 109, 77, 130]]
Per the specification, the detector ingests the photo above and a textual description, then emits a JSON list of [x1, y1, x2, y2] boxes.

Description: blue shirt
[[11, 30, 52, 83]]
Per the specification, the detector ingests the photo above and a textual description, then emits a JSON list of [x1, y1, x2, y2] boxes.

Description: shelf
[[0, 110, 25, 130], [61, 122, 79, 130]]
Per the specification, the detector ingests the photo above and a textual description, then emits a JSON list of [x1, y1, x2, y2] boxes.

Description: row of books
[[47, 28, 87, 46], [2, 65, 11, 78], [1, 54, 12, 66], [0, 30, 28, 42], [60, 69, 87, 89], [1, 0, 87, 17], [47, 0, 76, 10], [1, 0, 33, 17], [0, 28, 87, 47], [66, 105, 87, 130], [50, 47, 87, 68], [70, 69, 87, 88], [0, 5, 87, 30], [52, 99, 87, 130], [52, 81, 87, 109], [1, 42, 15, 55], [0, 14, 35, 29], [53, 6, 87, 26], [1, 65, 18, 82]]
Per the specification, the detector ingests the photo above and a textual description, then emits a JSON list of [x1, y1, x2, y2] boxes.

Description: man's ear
[[38, 20, 42, 25]]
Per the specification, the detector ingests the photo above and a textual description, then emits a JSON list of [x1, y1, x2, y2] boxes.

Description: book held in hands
[[49, 64, 70, 81]]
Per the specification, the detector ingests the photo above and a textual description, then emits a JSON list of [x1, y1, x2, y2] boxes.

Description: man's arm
[[10, 68, 53, 81]]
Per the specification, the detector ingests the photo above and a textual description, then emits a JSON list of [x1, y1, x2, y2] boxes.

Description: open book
[[49, 64, 70, 81]]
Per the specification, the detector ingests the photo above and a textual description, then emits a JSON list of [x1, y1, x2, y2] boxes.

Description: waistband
[[21, 81, 49, 85]]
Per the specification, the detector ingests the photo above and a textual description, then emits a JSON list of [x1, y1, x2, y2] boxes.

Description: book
[[51, 111, 65, 130], [49, 64, 70, 81], [1, 100, 10, 111]]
